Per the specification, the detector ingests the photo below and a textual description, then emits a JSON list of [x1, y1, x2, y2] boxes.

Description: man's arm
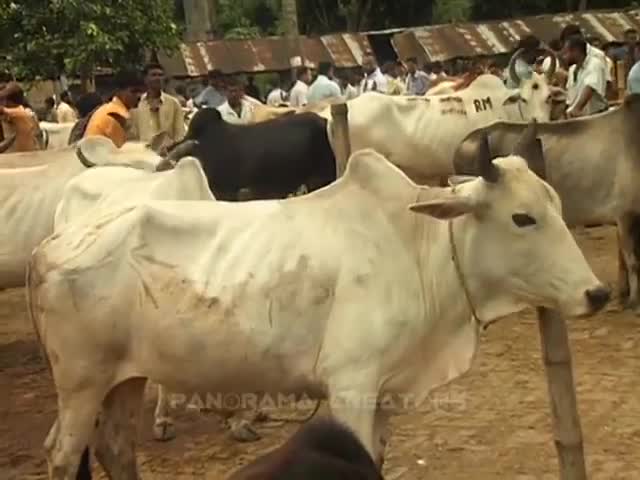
[[172, 99, 186, 141], [567, 86, 594, 117]]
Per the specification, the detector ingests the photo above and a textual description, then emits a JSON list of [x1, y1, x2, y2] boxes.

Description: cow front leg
[[372, 403, 393, 468], [94, 378, 147, 480], [327, 383, 381, 468], [153, 384, 176, 441]]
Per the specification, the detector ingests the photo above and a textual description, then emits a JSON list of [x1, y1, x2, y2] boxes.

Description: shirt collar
[[111, 96, 130, 119]]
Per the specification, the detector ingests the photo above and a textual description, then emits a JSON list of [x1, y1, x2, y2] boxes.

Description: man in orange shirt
[[83, 70, 145, 148], [0, 82, 41, 153]]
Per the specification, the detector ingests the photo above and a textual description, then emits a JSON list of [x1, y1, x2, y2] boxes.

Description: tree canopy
[[0, 0, 181, 80]]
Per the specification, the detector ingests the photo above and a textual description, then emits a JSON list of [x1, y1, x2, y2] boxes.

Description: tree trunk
[[282, 0, 300, 82], [578, 0, 588, 10]]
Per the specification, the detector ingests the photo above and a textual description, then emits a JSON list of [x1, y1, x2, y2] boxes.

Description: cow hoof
[[153, 421, 176, 442], [229, 419, 261, 443]]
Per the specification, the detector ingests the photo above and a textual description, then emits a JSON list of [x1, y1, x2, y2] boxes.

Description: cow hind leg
[[618, 216, 640, 312], [44, 390, 101, 480], [153, 384, 176, 441], [617, 230, 630, 302], [93, 377, 147, 480]]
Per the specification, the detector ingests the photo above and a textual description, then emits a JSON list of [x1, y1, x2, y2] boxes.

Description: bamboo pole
[[537, 308, 587, 479], [330, 103, 351, 174], [533, 137, 587, 480]]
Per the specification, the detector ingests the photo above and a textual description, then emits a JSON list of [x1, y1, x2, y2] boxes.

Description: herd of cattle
[[4, 58, 637, 478]]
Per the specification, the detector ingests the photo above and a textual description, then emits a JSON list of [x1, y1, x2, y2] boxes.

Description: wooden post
[[533, 139, 587, 480], [537, 308, 587, 480], [330, 103, 351, 175]]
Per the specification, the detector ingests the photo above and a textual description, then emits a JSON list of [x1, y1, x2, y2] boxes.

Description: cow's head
[[503, 49, 566, 122], [409, 130, 609, 319]]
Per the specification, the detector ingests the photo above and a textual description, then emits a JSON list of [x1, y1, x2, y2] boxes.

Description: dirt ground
[[1, 226, 639, 479]]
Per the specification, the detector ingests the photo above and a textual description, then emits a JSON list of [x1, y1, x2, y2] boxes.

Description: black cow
[[158, 108, 337, 201], [227, 417, 385, 480]]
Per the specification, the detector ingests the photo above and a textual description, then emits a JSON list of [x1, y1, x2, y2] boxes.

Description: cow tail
[[268, 399, 322, 424], [25, 257, 52, 374], [26, 259, 94, 480]]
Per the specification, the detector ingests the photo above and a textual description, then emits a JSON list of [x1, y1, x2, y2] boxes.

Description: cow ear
[[503, 91, 523, 105], [409, 195, 476, 220]]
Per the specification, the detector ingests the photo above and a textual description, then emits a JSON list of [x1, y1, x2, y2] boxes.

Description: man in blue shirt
[[627, 42, 640, 94], [307, 62, 342, 104], [194, 69, 226, 109]]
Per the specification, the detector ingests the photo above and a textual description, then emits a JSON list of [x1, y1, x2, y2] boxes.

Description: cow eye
[[532, 83, 539, 90], [512, 213, 537, 228]]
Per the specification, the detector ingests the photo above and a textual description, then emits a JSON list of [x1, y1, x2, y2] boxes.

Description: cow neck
[[447, 213, 489, 333]]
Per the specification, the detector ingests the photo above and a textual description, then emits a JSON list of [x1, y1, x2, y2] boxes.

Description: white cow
[[29, 136, 609, 479], [0, 136, 165, 289], [39, 122, 75, 150], [323, 67, 565, 180]]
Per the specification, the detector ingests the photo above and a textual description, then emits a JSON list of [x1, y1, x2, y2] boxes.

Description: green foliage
[[433, 0, 474, 24], [217, 0, 281, 39], [0, 0, 181, 80]]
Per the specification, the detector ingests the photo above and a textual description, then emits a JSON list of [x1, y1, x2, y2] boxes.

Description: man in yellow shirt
[[83, 70, 145, 148], [131, 63, 185, 143]]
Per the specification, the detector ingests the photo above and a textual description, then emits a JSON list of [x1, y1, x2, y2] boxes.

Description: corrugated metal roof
[[391, 8, 640, 62], [159, 33, 373, 76]]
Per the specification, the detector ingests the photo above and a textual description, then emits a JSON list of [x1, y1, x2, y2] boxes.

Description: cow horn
[[478, 133, 500, 183], [544, 48, 558, 82], [76, 145, 97, 168], [513, 120, 538, 158], [156, 139, 198, 172], [507, 48, 525, 86], [514, 121, 546, 179], [0, 134, 16, 154]]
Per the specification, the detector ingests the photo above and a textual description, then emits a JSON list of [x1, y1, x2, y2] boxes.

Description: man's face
[[146, 68, 165, 91], [363, 58, 375, 75], [407, 61, 416, 74], [302, 70, 312, 84], [564, 46, 580, 66], [211, 75, 224, 89], [122, 86, 145, 109], [227, 85, 243, 104]]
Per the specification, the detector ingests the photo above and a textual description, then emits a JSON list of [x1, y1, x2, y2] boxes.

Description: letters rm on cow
[[473, 96, 494, 113]]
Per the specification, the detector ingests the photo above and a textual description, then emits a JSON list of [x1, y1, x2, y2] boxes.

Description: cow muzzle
[[584, 285, 611, 313]]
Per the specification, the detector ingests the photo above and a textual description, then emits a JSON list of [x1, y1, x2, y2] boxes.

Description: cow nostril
[[585, 285, 611, 311]]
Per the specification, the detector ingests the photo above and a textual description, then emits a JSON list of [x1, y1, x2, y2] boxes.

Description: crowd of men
[[1, 22, 640, 155]]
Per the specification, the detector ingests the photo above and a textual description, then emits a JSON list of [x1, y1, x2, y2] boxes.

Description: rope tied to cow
[[448, 218, 490, 333]]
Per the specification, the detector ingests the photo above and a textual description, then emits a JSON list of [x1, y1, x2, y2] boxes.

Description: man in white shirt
[[217, 77, 255, 124], [505, 35, 540, 88], [307, 62, 342, 104], [560, 24, 612, 87], [56, 91, 78, 123], [564, 36, 608, 118], [360, 55, 387, 94], [266, 76, 289, 106], [289, 67, 311, 107]]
